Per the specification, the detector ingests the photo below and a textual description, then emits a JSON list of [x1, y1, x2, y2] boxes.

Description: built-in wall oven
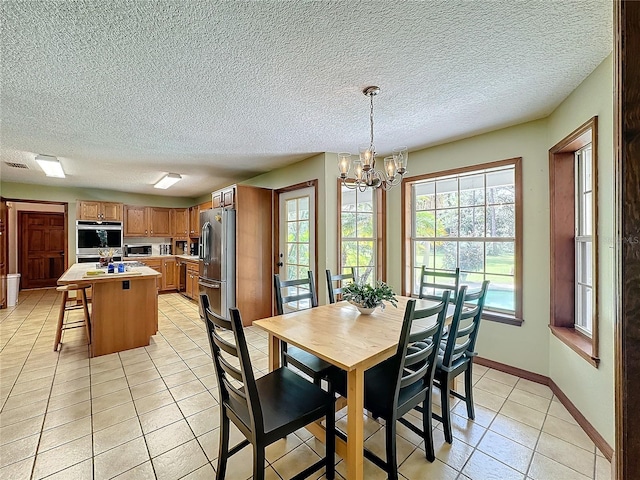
[[76, 221, 123, 263]]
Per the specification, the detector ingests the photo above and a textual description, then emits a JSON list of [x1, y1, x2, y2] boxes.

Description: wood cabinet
[[162, 258, 177, 290], [77, 201, 123, 221], [144, 257, 178, 291], [123, 205, 148, 236], [149, 208, 171, 237], [172, 208, 189, 238], [189, 207, 199, 237], [209, 185, 273, 324], [124, 206, 172, 237], [183, 260, 199, 300], [212, 186, 235, 209], [144, 258, 162, 291]]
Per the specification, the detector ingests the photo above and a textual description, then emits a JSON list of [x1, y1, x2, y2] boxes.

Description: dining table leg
[[268, 333, 280, 371], [346, 367, 365, 480]]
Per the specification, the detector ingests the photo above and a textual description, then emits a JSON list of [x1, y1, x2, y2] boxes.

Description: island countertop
[[57, 262, 160, 357], [58, 263, 161, 285]]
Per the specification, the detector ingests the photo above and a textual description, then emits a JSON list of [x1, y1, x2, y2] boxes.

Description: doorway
[[275, 181, 318, 309], [18, 212, 66, 289]]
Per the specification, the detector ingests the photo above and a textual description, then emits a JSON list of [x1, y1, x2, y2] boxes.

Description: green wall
[[241, 152, 336, 305], [0, 181, 198, 264], [546, 54, 615, 444], [1, 54, 615, 445], [239, 55, 615, 446], [385, 119, 551, 376]]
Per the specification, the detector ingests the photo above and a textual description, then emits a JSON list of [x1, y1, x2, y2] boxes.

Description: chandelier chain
[[369, 93, 375, 149]]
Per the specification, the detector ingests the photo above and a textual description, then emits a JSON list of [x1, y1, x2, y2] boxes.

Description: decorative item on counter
[[98, 248, 119, 267], [342, 278, 398, 315]]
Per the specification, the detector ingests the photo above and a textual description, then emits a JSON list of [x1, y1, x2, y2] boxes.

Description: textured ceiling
[[0, 0, 613, 197]]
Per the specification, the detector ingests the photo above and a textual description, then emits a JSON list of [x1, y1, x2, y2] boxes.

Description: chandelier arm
[[340, 178, 359, 190]]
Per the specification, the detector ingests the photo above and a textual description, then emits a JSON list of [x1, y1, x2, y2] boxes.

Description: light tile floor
[[0, 290, 612, 480]]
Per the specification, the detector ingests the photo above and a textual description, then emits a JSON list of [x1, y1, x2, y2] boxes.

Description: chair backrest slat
[[213, 334, 239, 357], [325, 268, 355, 304], [201, 294, 264, 434], [274, 271, 318, 315], [440, 281, 490, 368], [389, 291, 450, 406], [218, 355, 243, 382], [419, 266, 460, 303]]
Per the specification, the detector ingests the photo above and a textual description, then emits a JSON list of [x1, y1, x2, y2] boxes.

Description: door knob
[[277, 261, 283, 267]]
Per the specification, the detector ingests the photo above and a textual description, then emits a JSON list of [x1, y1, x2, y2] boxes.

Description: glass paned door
[[278, 187, 316, 311]]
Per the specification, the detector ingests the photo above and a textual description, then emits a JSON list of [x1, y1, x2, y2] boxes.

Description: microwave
[[124, 244, 152, 257]]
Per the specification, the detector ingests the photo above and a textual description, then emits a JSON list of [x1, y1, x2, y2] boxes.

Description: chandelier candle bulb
[[338, 153, 351, 178], [384, 156, 397, 178]]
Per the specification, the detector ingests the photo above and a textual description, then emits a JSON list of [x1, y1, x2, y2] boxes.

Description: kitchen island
[[58, 263, 161, 357]]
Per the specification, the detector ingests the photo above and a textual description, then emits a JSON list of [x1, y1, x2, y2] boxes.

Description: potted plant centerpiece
[[342, 279, 398, 315]]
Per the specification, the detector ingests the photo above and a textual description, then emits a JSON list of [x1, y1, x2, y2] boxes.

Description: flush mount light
[[154, 173, 182, 189], [35, 154, 65, 178]]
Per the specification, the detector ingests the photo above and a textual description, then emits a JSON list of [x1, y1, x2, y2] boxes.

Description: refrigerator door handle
[[201, 221, 211, 265], [199, 279, 221, 289]]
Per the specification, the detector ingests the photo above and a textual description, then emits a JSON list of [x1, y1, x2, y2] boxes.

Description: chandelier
[[338, 86, 408, 191]]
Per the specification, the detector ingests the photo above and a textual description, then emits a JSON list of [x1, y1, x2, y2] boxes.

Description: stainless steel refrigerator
[[199, 208, 236, 319]]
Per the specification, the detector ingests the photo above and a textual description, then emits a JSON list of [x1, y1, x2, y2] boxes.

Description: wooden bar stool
[[54, 284, 91, 351]]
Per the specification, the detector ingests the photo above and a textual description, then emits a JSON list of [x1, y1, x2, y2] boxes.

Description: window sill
[[483, 311, 523, 326], [549, 325, 600, 367]]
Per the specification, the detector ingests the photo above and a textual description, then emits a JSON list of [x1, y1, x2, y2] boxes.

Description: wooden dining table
[[253, 296, 446, 480]]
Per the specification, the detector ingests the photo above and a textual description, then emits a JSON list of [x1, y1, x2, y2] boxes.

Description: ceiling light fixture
[[338, 86, 408, 191], [35, 154, 65, 178], [154, 173, 182, 189]]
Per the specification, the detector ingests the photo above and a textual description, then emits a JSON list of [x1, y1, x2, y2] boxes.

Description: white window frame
[[575, 144, 593, 337]]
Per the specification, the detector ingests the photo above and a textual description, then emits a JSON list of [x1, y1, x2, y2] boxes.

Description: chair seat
[[330, 358, 427, 418], [229, 367, 334, 440], [285, 346, 336, 378]]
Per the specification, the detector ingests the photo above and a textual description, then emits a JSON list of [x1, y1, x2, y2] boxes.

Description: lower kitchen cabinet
[[143, 257, 178, 292], [163, 258, 177, 290], [183, 261, 199, 300]]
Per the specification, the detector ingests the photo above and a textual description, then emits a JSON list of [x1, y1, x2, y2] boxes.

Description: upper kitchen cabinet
[[123, 206, 171, 237], [77, 201, 123, 221], [123, 205, 148, 236], [148, 208, 171, 237], [172, 208, 189, 239], [212, 186, 235, 209], [189, 206, 199, 237]]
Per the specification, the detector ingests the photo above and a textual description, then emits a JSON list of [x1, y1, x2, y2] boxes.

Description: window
[[549, 117, 598, 366], [403, 158, 523, 324], [338, 180, 385, 285], [575, 144, 593, 336]]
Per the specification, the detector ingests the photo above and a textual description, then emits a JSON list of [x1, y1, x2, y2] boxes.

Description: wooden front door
[[19, 212, 66, 289], [0, 198, 7, 307]]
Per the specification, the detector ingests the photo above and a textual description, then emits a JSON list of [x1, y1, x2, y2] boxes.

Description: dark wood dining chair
[[325, 267, 355, 304], [273, 272, 336, 385], [418, 266, 460, 302], [201, 294, 336, 480], [432, 280, 490, 444], [330, 291, 450, 479]]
